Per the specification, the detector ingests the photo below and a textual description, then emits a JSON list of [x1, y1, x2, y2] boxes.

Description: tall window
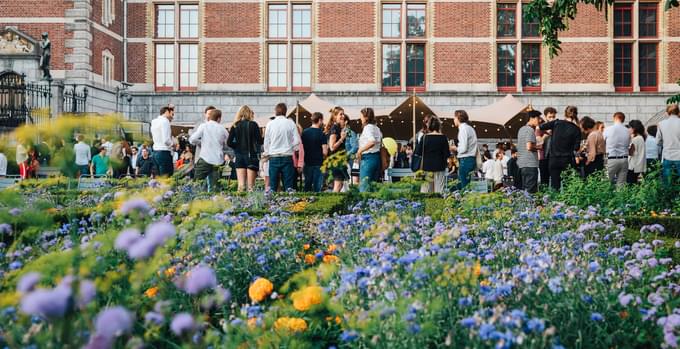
[[381, 2, 426, 92], [102, 0, 115, 27], [639, 3, 657, 37], [639, 3, 658, 91], [496, 2, 540, 91], [267, 3, 312, 91], [154, 3, 199, 91], [614, 3, 632, 38], [639, 43, 657, 91], [102, 50, 114, 86], [614, 43, 633, 91]]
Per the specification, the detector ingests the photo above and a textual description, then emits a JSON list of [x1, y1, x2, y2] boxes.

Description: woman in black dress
[[227, 105, 262, 191], [414, 116, 451, 193]]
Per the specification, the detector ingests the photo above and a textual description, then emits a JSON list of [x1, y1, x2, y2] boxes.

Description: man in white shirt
[[193, 106, 216, 164], [100, 137, 113, 155], [263, 103, 300, 191], [150, 105, 175, 176], [603, 112, 630, 186], [73, 135, 91, 177], [452, 110, 478, 189], [130, 146, 139, 175], [645, 125, 659, 168], [657, 103, 680, 186], [0, 151, 7, 177], [189, 108, 229, 187]]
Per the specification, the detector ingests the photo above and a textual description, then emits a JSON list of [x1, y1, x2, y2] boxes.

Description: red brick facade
[[434, 3, 490, 38], [127, 3, 147, 38], [317, 43, 375, 83], [433, 43, 490, 83], [0, 0, 67, 17], [92, 29, 123, 81], [127, 43, 146, 84], [203, 43, 261, 84], [561, 3, 608, 38], [668, 43, 680, 84], [549, 42, 609, 84], [669, 6, 680, 37], [318, 3, 375, 38], [205, 3, 260, 38]]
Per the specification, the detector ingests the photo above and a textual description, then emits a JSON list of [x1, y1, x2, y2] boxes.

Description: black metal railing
[[63, 84, 88, 114], [0, 72, 52, 129]]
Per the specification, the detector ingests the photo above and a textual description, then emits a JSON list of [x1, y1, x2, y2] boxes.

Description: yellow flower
[[247, 317, 259, 329], [480, 279, 491, 287], [274, 317, 307, 333], [323, 255, 340, 264], [473, 261, 481, 277], [303, 244, 310, 250], [164, 267, 176, 278], [327, 244, 337, 253], [144, 286, 159, 298], [291, 286, 323, 312], [248, 278, 274, 303], [304, 254, 316, 265]]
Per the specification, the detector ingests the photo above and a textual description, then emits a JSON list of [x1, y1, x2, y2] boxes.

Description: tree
[[524, 0, 680, 103]]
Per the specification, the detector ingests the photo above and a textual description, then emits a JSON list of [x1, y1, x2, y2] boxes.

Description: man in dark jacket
[[539, 106, 582, 190]]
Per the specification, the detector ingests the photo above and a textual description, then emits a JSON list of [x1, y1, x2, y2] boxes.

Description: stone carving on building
[[0, 28, 35, 55], [39, 33, 51, 81]]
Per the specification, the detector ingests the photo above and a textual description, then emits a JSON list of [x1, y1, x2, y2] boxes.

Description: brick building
[[1, 0, 679, 128]]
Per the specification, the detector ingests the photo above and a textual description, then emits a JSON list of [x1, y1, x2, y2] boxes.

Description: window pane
[[639, 4, 657, 37], [407, 4, 425, 37], [180, 5, 198, 38], [382, 4, 401, 38], [382, 44, 401, 87], [269, 44, 287, 88], [639, 43, 657, 88], [521, 43, 540, 88], [156, 44, 174, 88], [180, 44, 197, 88], [157, 5, 175, 38], [497, 44, 516, 88], [292, 44, 310, 87], [613, 43, 632, 88], [406, 44, 425, 88], [293, 4, 311, 38], [614, 4, 632, 37], [521, 4, 539, 37], [269, 4, 287, 38], [497, 4, 516, 37]]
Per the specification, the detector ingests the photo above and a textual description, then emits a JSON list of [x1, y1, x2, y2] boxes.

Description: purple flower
[[145, 221, 176, 245], [17, 272, 41, 293], [588, 261, 600, 273], [0, 223, 11, 234], [618, 292, 633, 307], [114, 228, 141, 251], [171, 313, 195, 336], [9, 208, 21, 216], [95, 306, 133, 339], [20, 287, 72, 318], [78, 280, 97, 307], [183, 265, 217, 295], [83, 334, 113, 349], [127, 238, 158, 260], [119, 198, 151, 215], [647, 292, 665, 306], [145, 311, 164, 325]]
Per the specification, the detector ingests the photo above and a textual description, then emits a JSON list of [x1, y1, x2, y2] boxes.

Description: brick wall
[[668, 43, 680, 84], [318, 3, 375, 37], [127, 3, 147, 38], [668, 6, 680, 37], [433, 43, 490, 83], [204, 3, 260, 38], [434, 2, 490, 37], [561, 3, 608, 37], [550, 42, 608, 83], [91, 0, 124, 35], [92, 29, 123, 81], [0, 0, 67, 17], [317, 43, 374, 83], [127, 43, 146, 83], [203, 43, 260, 83], [0, 23, 69, 70]]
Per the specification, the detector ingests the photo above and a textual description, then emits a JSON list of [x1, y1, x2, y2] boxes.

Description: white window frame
[[266, 2, 312, 91], [102, 50, 114, 86]]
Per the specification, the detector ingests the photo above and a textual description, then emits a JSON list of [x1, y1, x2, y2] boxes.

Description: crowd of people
[[1, 102, 678, 195]]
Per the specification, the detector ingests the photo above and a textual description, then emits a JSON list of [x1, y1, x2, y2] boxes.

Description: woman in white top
[[627, 120, 647, 184], [356, 108, 382, 192]]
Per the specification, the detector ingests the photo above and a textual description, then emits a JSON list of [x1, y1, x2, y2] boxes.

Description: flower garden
[[0, 175, 678, 349]]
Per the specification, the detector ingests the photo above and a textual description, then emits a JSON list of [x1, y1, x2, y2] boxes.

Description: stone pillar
[[64, 0, 92, 82], [50, 80, 65, 118]]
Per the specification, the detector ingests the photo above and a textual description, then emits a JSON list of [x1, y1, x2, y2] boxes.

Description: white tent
[[467, 94, 528, 125]]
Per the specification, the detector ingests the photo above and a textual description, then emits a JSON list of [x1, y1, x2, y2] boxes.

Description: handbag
[[411, 135, 426, 172]]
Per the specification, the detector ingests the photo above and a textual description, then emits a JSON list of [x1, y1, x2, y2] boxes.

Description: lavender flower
[[0, 223, 11, 234], [17, 272, 41, 293], [114, 228, 141, 251], [171, 313, 195, 336], [145, 221, 176, 245], [144, 311, 164, 325], [183, 265, 217, 295], [119, 198, 150, 215], [78, 280, 97, 307], [94, 306, 133, 339], [618, 292, 633, 307], [127, 238, 159, 260], [20, 287, 72, 319]]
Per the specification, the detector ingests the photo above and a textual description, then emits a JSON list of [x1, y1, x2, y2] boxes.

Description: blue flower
[[171, 313, 195, 336], [588, 261, 600, 273], [548, 277, 563, 294], [460, 317, 476, 328], [479, 323, 496, 340], [94, 306, 133, 339], [526, 318, 545, 333], [590, 312, 604, 322], [183, 265, 217, 295], [340, 330, 359, 342]]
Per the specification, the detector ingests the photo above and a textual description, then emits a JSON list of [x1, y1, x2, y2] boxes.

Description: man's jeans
[[153, 150, 174, 177], [662, 159, 680, 186], [269, 156, 295, 191], [303, 165, 323, 192], [520, 167, 539, 193], [458, 156, 476, 190], [359, 152, 381, 192]]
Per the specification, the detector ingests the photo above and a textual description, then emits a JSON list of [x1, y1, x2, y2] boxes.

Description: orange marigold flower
[[274, 317, 307, 333], [304, 254, 316, 265], [247, 317, 258, 329], [473, 262, 482, 277], [144, 286, 159, 298], [327, 244, 337, 253], [291, 286, 323, 311], [164, 267, 176, 278], [303, 244, 310, 250], [323, 255, 340, 264], [248, 278, 274, 303]]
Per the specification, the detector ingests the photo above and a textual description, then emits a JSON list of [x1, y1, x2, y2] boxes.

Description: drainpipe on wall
[[123, 0, 128, 84]]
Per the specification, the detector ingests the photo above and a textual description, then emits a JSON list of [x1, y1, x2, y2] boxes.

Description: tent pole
[[412, 91, 416, 143], [296, 100, 299, 125]]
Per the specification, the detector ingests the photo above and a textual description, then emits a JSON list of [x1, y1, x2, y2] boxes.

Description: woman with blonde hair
[[326, 106, 349, 192], [227, 105, 262, 191]]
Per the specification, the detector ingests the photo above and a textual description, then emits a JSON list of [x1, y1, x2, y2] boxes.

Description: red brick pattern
[[127, 43, 146, 83], [550, 42, 608, 83], [561, 3, 608, 37], [318, 3, 375, 37], [317, 43, 375, 83], [91, 0, 124, 36], [0, 23, 69, 70], [433, 43, 490, 83], [668, 7, 680, 37], [92, 29, 123, 81], [0, 0, 67, 17], [205, 3, 260, 38], [127, 3, 147, 38], [668, 43, 680, 84], [204, 43, 260, 83], [434, 2, 490, 38]]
